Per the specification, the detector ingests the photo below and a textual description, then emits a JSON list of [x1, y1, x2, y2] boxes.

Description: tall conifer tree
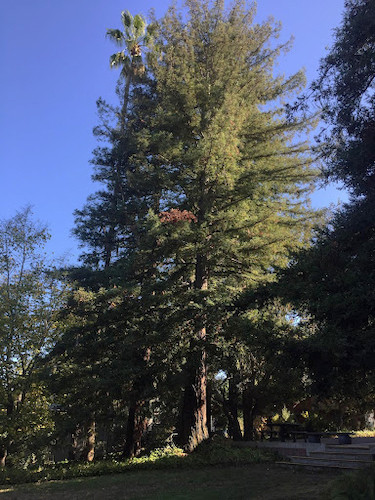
[[136, 0, 318, 450], [72, 0, 319, 453]]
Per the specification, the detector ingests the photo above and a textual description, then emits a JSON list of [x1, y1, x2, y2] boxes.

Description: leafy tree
[[48, 268, 186, 459], [278, 201, 375, 406], [278, 0, 375, 407], [218, 300, 306, 440], [0, 208, 67, 466], [46, 287, 125, 462], [312, 0, 375, 199]]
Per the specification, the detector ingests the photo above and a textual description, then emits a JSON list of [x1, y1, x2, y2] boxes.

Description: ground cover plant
[[327, 466, 375, 500], [0, 439, 273, 486], [354, 430, 375, 438]]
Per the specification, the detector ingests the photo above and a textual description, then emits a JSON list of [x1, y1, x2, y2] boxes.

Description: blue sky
[[1, 0, 345, 262]]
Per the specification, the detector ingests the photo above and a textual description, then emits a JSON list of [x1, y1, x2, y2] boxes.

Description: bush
[[187, 436, 275, 466], [354, 430, 375, 438], [327, 467, 375, 500], [0, 439, 274, 486]]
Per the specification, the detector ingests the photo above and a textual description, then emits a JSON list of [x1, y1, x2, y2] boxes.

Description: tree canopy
[[276, 0, 375, 412], [0, 207, 67, 466], [69, 0, 319, 454]]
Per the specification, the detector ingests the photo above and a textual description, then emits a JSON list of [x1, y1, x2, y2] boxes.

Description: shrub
[[354, 430, 375, 438], [186, 436, 275, 466], [0, 439, 274, 486]]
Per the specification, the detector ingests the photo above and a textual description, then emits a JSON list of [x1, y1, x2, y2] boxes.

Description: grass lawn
[[0, 464, 338, 499]]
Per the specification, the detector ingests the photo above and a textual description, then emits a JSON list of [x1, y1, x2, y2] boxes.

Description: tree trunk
[[0, 448, 7, 467], [104, 229, 115, 269], [206, 380, 213, 437], [178, 349, 209, 452], [6, 393, 14, 417], [123, 402, 148, 459], [71, 419, 96, 461], [0, 393, 14, 466], [178, 254, 209, 451], [228, 379, 243, 441], [120, 72, 132, 134], [243, 387, 256, 441], [84, 420, 96, 462]]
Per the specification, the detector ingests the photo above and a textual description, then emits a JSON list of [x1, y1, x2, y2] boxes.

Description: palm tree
[[106, 11, 155, 131]]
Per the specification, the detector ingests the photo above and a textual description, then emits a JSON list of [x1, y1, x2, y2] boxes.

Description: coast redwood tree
[[73, 0, 319, 454], [140, 0, 319, 450]]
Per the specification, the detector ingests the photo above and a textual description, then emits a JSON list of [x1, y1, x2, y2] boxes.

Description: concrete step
[[326, 444, 371, 451], [310, 451, 375, 462], [276, 461, 363, 471], [287, 455, 371, 469]]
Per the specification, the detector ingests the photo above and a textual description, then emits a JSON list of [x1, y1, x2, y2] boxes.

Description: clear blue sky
[[1, 0, 345, 262]]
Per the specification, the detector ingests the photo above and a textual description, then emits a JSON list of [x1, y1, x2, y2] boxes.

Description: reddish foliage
[[159, 208, 198, 224]]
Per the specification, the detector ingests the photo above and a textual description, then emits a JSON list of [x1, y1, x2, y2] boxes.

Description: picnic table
[[259, 421, 353, 444], [260, 422, 301, 442]]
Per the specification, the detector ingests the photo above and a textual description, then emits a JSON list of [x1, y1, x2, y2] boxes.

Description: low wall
[[236, 440, 325, 458]]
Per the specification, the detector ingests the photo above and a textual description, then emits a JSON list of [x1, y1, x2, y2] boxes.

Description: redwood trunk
[[178, 349, 209, 451], [123, 403, 148, 459], [206, 380, 213, 437], [178, 254, 209, 451]]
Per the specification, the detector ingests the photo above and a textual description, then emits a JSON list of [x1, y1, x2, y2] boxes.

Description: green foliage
[[188, 437, 275, 465], [0, 441, 272, 486], [106, 8, 156, 130], [0, 207, 68, 465], [276, 0, 375, 404], [66, 0, 321, 454], [327, 467, 375, 500], [276, 199, 375, 401], [312, 0, 375, 198], [215, 298, 306, 438], [4, 384, 55, 468]]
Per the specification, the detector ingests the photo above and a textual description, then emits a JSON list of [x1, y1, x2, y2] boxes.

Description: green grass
[[0, 463, 338, 499], [0, 438, 344, 498], [0, 439, 272, 486], [327, 466, 375, 500]]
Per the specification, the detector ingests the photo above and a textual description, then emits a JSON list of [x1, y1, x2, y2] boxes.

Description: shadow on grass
[[0, 463, 339, 500], [0, 438, 273, 487]]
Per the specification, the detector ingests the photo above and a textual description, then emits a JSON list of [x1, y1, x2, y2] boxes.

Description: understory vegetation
[[0, 439, 273, 486]]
